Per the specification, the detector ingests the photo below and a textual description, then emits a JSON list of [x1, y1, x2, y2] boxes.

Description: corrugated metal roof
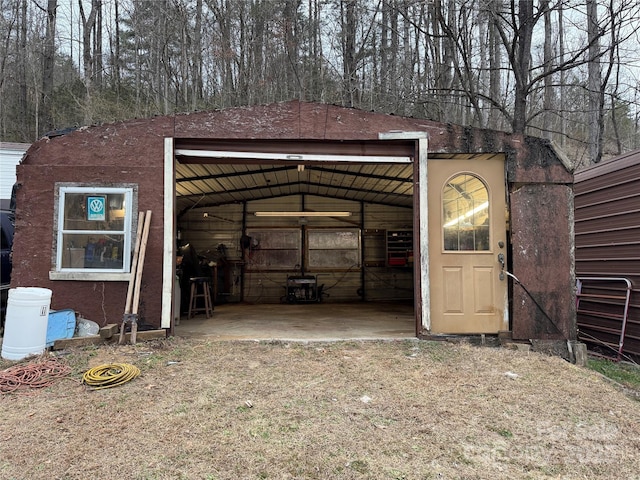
[[176, 162, 415, 214], [575, 148, 640, 181], [0, 142, 30, 152], [174, 138, 419, 215]]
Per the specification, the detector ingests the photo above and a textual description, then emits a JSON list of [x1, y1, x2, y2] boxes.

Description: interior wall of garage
[[177, 194, 414, 305]]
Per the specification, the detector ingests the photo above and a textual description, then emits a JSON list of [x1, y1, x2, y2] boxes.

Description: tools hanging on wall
[[119, 210, 152, 345]]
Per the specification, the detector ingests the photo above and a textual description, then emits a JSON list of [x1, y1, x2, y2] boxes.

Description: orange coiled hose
[[0, 356, 72, 394]]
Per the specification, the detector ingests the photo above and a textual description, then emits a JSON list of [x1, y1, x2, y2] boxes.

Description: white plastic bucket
[[1, 287, 53, 360]]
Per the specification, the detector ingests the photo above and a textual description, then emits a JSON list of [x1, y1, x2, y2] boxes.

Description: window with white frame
[[53, 185, 136, 277]]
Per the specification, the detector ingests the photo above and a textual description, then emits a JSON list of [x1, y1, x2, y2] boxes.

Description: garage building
[[10, 101, 576, 347]]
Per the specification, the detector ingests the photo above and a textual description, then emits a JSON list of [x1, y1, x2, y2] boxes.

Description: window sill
[[49, 271, 131, 282]]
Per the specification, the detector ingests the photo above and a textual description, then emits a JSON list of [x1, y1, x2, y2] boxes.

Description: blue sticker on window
[[87, 196, 106, 221]]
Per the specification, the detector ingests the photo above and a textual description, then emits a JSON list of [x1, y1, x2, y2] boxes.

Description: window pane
[[63, 193, 126, 231], [60, 233, 125, 269], [249, 249, 300, 269], [244, 229, 301, 270], [309, 249, 359, 267], [443, 174, 490, 251], [307, 229, 361, 268]]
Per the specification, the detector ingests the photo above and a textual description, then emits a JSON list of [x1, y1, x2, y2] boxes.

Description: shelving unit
[[386, 230, 413, 267]]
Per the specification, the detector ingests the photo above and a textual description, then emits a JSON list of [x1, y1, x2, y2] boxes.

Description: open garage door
[[163, 137, 427, 338]]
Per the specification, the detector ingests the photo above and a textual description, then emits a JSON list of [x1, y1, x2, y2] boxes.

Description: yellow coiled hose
[[82, 363, 141, 390]]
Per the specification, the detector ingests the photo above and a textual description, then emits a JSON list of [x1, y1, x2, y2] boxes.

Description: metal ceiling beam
[[174, 138, 417, 158], [177, 165, 292, 183], [175, 149, 412, 164], [176, 192, 412, 218], [305, 165, 413, 184], [176, 164, 413, 185], [177, 180, 413, 202]]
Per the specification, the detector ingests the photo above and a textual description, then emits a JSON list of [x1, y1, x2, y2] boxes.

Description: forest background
[[1, 0, 639, 168]]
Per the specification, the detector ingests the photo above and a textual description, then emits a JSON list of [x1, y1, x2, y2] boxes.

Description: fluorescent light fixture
[[254, 211, 351, 217]]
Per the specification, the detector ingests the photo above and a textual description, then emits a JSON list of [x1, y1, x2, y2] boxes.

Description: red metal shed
[[9, 101, 576, 350], [575, 149, 640, 359]]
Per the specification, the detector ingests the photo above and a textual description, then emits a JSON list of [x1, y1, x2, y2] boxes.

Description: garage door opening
[[167, 138, 424, 339]]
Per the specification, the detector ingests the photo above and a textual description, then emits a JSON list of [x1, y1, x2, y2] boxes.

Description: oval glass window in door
[[442, 173, 490, 251]]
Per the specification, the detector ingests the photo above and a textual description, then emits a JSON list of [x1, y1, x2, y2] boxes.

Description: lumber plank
[[123, 329, 166, 341], [99, 324, 119, 339], [120, 211, 146, 344], [53, 336, 104, 349], [124, 212, 146, 315], [130, 210, 152, 344], [53, 329, 167, 350]]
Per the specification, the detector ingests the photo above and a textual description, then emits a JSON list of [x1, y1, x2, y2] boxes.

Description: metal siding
[[575, 151, 640, 358], [0, 144, 29, 201], [511, 184, 575, 340]]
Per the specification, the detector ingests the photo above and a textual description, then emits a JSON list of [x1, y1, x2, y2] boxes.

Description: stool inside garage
[[188, 276, 214, 319]]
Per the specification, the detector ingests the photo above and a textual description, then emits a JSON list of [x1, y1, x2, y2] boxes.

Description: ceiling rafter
[[177, 192, 412, 218], [176, 164, 413, 185], [174, 139, 424, 217], [178, 180, 412, 202]]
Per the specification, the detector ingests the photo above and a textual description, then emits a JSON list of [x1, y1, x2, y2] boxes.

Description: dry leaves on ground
[[1, 338, 639, 480]]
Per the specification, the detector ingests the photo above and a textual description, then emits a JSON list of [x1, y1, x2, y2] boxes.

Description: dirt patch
[[1, 338, 639, 479]]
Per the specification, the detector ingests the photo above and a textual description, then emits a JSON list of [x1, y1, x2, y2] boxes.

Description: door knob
[[498, 253, 505, 280]]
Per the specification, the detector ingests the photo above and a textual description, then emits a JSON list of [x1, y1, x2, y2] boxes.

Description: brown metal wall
[[11, 117, 173, 328], [574, 150, 640, 359]]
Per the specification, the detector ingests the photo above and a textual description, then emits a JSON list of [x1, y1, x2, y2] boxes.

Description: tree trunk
[[380, 1, 389, 101], [341, 0, 357, 107], [40, 0, 57, 135], [113, 0, 121, 94], [542, 0, 553, 140], [512, 0, 533, 135], [94, 0, 103, 89], [587, 0, 602, 163], [79, 0, 99, 89], [79, 0, 100, 123], [307, 0, 322, 100], [558, 3, 566, 149], [19, 0, 28, 138], [192, 0, 203, 110], [283, 0, 301, 99], [389, 0, 399, 109], [488, 0, 502, 130]]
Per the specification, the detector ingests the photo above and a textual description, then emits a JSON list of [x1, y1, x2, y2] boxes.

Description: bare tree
[[541, 0, 554, 140], [94, 0, 103, 88], [112, 0, 122, 94], [341, 0, 358, 107], [587, 0, 602, 162], [557, 3, 566, 149], [487, 0, 503, 130], [78, 0, 101, 124], [79, 0, 100, 89], [511, 0, 534, 135], [192, 0, 204, 110], [40, 0, 57, 135], [2, 0, 640, 158]]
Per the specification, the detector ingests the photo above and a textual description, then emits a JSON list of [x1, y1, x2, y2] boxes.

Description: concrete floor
[[173, 301, 416, 341]]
